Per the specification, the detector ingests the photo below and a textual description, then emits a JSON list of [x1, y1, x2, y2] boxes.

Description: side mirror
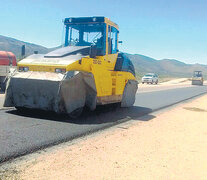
[[118, 41, 123, 44], [90, 45, 97, 58]]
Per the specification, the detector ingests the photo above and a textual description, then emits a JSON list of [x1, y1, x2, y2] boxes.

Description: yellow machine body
[[18, 55, 136, 104]]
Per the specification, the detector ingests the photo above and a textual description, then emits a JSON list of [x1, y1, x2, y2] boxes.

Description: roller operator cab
[[4, 17, 138, 117]]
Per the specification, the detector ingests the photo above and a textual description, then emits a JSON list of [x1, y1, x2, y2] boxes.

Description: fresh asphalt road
[[0, 85, 206, 163], [0, 93, 4, 110]]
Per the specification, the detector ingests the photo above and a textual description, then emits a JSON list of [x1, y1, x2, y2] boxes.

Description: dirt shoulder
[[138, 78, 193, 93], [1, 94, 207, 180]]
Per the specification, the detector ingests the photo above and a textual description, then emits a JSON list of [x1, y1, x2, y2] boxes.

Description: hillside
[[125, 54, 207, 79], [0, 35, 50, 58], [1, 34, 207, 79]]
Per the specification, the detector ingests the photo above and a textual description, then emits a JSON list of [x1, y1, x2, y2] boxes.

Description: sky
[[0, 0, 207, 64]]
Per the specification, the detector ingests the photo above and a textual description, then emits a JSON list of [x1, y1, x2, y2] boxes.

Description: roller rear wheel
[[68, 107, 83, 118], [0, 82, 6, 92]]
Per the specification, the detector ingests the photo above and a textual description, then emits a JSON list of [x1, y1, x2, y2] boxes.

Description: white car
[[142, 73, 158, 84]]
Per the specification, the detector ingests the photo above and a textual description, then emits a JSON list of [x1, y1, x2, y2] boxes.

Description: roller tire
[[0, 82, 6, 92], [68, 107, 83, 119]]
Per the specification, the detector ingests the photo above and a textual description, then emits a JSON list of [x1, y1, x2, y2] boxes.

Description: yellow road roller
[[192, 71, 203, 85], [4, 17, 138, 117]]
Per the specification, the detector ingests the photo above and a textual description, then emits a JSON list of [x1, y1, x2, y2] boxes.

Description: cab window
[[108, 26, 118, 54], [65, 23, 106, 55]]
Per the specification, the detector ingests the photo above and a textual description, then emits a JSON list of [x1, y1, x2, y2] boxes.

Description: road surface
[[0, 93, 4, 109], [0, 85, 206, 163]]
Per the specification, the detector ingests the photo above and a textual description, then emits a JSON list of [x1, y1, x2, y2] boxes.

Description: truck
[[141, 73, 158, 84], [0, 51, 17, 91]]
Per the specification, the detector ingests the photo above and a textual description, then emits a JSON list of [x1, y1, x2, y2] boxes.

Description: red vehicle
[[0, 51, 17, 91]]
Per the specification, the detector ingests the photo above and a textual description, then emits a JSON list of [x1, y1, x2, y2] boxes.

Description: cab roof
[[64, 16, 119, 30]]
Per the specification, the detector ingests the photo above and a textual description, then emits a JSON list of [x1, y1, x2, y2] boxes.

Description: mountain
[[1, 34, 207, 79], [125, 54, 207, 79], [0, 35, 50, 58]]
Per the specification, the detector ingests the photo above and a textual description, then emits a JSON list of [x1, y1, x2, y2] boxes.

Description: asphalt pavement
[[0, 85, 206, 163], [0, 93, 4, 109]]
